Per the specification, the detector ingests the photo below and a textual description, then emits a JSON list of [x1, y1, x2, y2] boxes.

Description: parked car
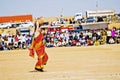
[[11, 22, 22, 28], [16, 27, 30, 35], [85, 17, 97, 23], [74, 13, 83, 21], [19, 22, 34, 27], [0, 23, 11, 29]]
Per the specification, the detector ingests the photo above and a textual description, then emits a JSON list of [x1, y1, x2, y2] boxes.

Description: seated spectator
[[8, 43, 13, 50], [0, 44, 4, 50], [46, 42, 54, 48], [61, 40, 67, 46], [94, 40, 100, 46], [13, 42, 18, 49], [3, 43, 10, 50], [87, 38, 93, 46], [68, 39, 72, 46], [72, 40, 77, 46], [74, 34, 79, 41], [22, 42, 27, 49], [109, 37, 115, 44], [56, 40, 62, 47], [80, 38, 86, 46], [76, 41, 81, 46], [117, 37, 120, 44]]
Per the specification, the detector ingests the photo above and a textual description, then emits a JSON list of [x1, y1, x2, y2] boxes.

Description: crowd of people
[[0, 27, 120, 51], [0, 34, 32, 50]]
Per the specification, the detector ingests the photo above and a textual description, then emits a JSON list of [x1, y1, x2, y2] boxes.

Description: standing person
[[107, 29, 112, 44], [100, 29, 107, 44], [111, 27, 117, 43], [29, 18, 48, 72]]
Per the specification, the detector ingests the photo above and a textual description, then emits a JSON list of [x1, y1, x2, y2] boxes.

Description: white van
[[0, 23, 11, 29], [74, 13, 83, 21], [16, 27, 30, 35]]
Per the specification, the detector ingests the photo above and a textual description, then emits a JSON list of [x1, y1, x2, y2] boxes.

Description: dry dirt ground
[[0, 44, 120, 80]]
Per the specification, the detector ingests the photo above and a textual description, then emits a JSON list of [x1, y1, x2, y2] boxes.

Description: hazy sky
[[0, 0, 120, 17]]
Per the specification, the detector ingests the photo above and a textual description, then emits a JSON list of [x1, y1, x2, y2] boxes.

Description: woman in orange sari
[[29, 20, 48, 72]]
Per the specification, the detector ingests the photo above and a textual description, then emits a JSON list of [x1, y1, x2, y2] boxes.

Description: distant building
[[86, 10, 115, 18], [0, 14, 33, 23]]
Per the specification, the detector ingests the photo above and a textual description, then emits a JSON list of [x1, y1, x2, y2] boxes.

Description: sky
[[0, 0, 120, 17]]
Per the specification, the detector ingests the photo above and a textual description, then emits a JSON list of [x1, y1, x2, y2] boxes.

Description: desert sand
[[0, 44, 120, 80]]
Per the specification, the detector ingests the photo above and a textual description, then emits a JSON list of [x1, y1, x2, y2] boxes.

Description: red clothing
[[14, 35, 19, 42], [29, 33, 48, 69]]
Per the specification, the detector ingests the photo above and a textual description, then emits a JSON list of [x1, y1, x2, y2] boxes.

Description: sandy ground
[[0, 44, 120, 80]]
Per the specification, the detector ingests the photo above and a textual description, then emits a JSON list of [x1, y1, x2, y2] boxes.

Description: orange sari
[[29, 33, 48, 70]]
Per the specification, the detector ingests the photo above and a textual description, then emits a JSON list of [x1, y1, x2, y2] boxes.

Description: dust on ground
[[0, 44, 120, 80]]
